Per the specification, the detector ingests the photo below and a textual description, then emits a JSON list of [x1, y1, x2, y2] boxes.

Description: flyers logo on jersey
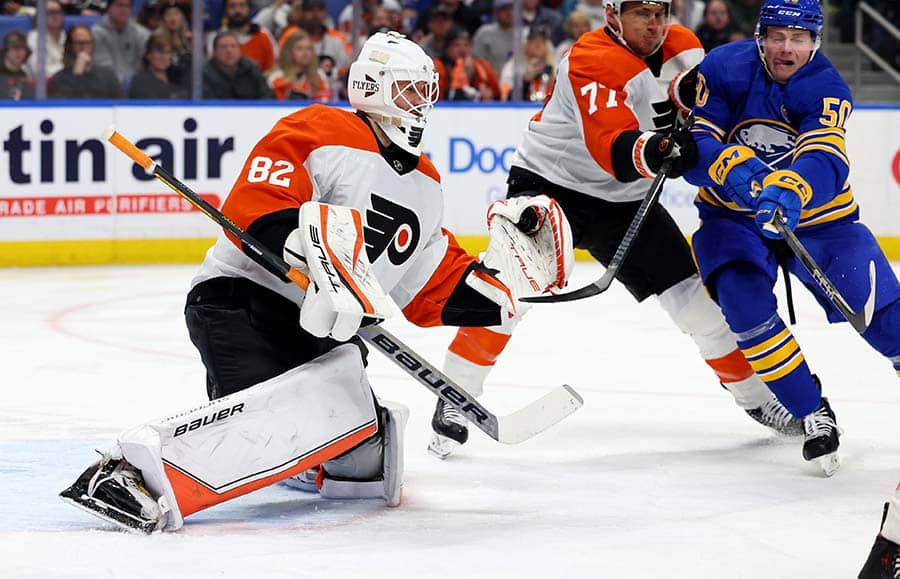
[[351, 74, 379, 98], [364, 193, 421, 265]]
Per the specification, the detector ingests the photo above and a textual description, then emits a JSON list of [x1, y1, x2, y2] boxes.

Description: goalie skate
[[802, 397, 841, 477], [59, 455, 163, 534], [428, 399, 468, 459]]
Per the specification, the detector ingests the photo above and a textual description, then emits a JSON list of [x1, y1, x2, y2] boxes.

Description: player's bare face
[[762, 27, 814, 83], [619, 2, 669, 57]]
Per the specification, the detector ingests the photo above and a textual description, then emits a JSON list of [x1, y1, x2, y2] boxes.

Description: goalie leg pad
[[112, 344, 378, 530], [319, 399, 410, 507]]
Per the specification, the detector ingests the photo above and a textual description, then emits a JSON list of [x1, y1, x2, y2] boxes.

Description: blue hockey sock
[[735, 314, 821, 418]]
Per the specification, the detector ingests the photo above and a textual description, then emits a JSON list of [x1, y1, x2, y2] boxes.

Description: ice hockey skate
[[802, 397, 841, 476], [428, 398, 468, 459], [858, 503, 900, 579], [745, 395, 805, 436], [59, 454, 163, 534]]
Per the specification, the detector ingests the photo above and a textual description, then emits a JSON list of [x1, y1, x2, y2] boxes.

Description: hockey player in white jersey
[[429, 0, 803, 459], [59, 31, 574, 533]]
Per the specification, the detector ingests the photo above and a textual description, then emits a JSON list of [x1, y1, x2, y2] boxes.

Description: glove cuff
[[762, 170, 813, 207], [708, 145, 756, 186], [632, 131, 662, 179]]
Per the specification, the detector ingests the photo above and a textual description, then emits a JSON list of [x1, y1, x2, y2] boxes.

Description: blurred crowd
[[0, 0, 896, 101]]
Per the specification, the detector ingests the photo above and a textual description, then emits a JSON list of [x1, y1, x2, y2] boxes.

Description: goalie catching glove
[[466, 195, 574, 315], [284, 202, 394, 342]]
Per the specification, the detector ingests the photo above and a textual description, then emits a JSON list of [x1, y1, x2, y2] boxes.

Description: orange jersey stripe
[[165, 421, 378, 518]]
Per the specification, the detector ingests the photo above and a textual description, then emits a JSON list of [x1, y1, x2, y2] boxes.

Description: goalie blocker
[[60, 345, 409, 533]]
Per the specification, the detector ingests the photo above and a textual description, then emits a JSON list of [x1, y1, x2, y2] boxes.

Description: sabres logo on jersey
[[364, 193, 420, 266], [733, 120, 796, 167]]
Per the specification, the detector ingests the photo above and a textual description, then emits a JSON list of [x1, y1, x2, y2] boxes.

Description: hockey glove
[[466, 195, 574, 316], [633, 127, 698, 180], [754, 170, 813, 239], [708, 145, 769, 209], [286, 203, 394, 342], [668, 65, 699, 119]]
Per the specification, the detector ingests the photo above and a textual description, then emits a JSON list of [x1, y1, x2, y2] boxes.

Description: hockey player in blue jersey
[[682, 0, 900, 476]]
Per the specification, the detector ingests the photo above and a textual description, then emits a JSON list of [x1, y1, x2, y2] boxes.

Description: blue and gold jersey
[[684, 39, 858, 228]]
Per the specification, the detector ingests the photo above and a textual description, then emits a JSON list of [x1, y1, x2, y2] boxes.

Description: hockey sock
[[734, 313, 820, 418]]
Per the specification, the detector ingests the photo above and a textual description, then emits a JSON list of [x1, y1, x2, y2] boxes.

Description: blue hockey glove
[[708, 145, 769, 209], [755, 184, 802, 239]]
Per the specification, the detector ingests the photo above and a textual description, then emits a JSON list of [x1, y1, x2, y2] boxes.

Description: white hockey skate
[[802, 397, 841, 477], [428, 398, 468, 459], [745, 395, 805, 436]]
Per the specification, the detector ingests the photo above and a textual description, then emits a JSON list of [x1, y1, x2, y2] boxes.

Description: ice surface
[[1, 262, 898, 579]]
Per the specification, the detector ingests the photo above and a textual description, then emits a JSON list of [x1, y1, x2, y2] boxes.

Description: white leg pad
[[116, 344, 378, 530], [320, 399, 409, 507], [656, 274, 738, 359]]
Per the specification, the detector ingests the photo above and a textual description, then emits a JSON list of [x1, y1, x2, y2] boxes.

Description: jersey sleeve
[[782, 64, 853, 209], [394, 228, 501, 328], [220, 113, 317, 253], [682, 47, 736, 188]]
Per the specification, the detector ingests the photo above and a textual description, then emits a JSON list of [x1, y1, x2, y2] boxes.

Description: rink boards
[[0, 101, 898, 266]]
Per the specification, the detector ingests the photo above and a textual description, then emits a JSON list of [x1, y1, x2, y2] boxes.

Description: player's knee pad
[[116, 344, 379, 531], [656, 274, 736, 359], [319, 399, 410, 507]]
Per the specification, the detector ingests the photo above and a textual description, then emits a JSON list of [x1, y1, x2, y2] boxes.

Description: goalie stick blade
[[496, 384, 584, 445], [357, 326, 583, 444]]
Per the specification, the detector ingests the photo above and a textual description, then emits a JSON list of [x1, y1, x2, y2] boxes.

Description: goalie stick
[[103, 126, 584, 444]]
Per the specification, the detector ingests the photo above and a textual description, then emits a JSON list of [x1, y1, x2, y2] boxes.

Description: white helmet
[[348, 32, 439, 156], [603, 0, 672, 56]]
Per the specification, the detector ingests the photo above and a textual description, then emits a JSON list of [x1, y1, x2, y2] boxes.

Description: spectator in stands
[[418, 0, 481, 36], [297, 0, 351, 76], [75, 0, 106, 16], [92, 0, 150, 85], [472, 0, 518, 74], [0, 30, 34, 99], [434, 26, 499, 101], [267, 29, 329, 100], [136, 0, 162, 31], [418, 3, 453, 58], [670, 0, 704, 29], [26, 0, 66, 78], [695, 0, 745, 52], [49, 24, 122, 97], [499, 24, 555, 102], [209, 0, 278, 73], [202, 30, 272, 99], [572, 0, 606, 31], [724, 0, 763, 38], [522, 0, 564, 44], [1, 0, 31, 16], [554, 10, 590, 61], [253, 0, 292, 39], [128, 32, 187, 98], [156, 0, 192, 87]]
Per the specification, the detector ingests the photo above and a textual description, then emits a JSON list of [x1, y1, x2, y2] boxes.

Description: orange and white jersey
[[192, 104, 477, 328], [511, 25, 704, 202]]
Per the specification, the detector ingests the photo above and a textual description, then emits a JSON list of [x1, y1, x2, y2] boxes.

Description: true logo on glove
[[308, 225, 344, 294]]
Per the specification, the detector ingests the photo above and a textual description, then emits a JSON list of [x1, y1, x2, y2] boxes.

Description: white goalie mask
[[348, 31, 439, 156]]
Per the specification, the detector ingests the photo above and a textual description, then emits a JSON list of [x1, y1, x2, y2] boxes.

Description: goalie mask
[[348, 31, 439, 156]]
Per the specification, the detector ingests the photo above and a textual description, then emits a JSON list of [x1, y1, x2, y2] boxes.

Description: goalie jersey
[[511, 24, 704, 203], [192, 104, 487, 328], [684, 39, 858, 228]]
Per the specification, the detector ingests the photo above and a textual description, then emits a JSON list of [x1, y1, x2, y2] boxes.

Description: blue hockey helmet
[[756, 0, 824, 38]]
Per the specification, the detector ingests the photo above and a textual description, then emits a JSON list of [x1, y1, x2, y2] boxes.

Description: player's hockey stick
[[762, 209, 876, 334], [103, 127, 583, 444], [522, 155, 675, 303]]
